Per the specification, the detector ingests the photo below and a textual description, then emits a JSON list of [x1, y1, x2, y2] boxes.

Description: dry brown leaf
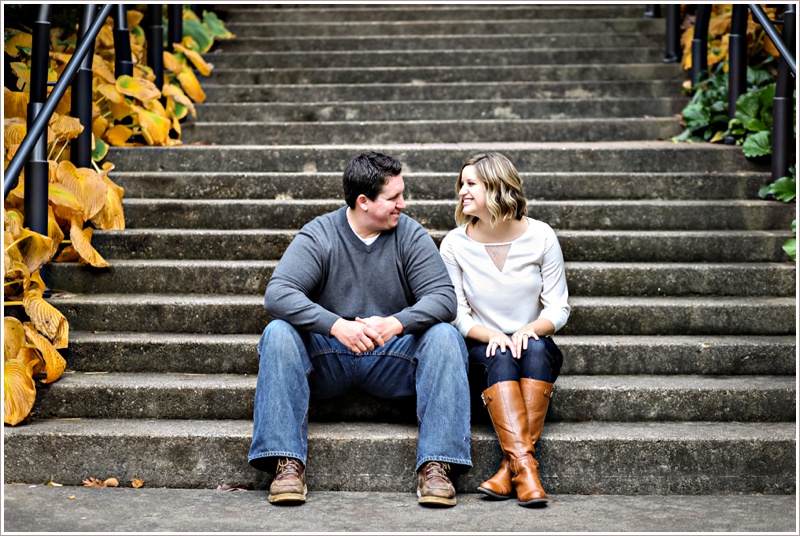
[[130, 478, 144, 488], [104, 477, 119, 487]]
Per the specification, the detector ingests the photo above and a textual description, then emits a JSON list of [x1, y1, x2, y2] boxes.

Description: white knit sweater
[[439, 217, 571, 338]]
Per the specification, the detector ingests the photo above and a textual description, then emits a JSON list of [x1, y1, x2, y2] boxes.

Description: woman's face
[[459, 165, 488, 219]]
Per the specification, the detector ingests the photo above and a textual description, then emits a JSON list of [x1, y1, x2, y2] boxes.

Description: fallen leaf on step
[[82, 477, 119, 488], [130, 478, 144, 488], [216, 483, 248, 491]]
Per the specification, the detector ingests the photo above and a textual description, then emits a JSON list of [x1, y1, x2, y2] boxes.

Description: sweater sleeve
[[392, 221, 457, 334], [439, 231, 477, 338], [538, 225, 571, 332], [263, 222, 341, 335]]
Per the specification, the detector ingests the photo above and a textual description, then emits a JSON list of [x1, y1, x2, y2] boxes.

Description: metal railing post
[[644, 5, 661, 19], [726, 5, 749, 144], [23, 4, 51, 252], [70, 4, 96, 169], [167, 4, 183, 52], [691, 4, 711, 86], [4, 4, 114, 198], [144, 4, 164, 91], [663, 4, 681, 63], [113, 4, 134, 78], [772, 4, 796, 181]]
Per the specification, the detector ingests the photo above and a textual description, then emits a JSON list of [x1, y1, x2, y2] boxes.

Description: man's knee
[[420, 323, 468, 366], [259, 319, 306, 368]]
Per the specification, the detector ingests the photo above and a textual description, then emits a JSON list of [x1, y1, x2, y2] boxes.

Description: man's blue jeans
[[248, 319, 473, 474]]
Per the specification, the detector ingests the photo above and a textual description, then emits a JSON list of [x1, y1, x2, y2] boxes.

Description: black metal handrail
[[3, 4, 114, 198], [681, 4, 796, 181]]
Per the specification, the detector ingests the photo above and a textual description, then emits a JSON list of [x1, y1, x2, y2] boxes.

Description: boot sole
[[518, 497, 549, 507], [477, 486, 512, 500], [268, 487, 308, 504], [417, 489, 457, 507]]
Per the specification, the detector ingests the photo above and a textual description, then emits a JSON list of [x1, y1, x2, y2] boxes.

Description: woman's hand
[[511, 326, 539, 359], [486, 330, 516, 358]]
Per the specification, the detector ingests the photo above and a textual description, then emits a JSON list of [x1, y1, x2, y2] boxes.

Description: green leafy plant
[[759, 165, 796, 260]]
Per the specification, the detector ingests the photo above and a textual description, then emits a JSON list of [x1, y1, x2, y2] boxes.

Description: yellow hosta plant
[[3, 6, 234, 425]]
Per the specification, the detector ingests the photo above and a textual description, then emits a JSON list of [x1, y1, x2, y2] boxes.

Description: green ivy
[[759, 166, 797, 261]]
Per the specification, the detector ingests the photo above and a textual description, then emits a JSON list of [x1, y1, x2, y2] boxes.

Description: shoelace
[[425, 462, 452, 482], [276, 458, 301, 478]]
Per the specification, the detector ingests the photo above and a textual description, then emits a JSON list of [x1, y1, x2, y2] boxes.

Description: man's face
[[364, 174, 407, 231]]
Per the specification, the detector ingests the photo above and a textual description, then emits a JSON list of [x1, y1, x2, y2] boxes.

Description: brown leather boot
[[477, 379, 554, 501], [480, 380, 549, 506], [268, 457, 307, 504]]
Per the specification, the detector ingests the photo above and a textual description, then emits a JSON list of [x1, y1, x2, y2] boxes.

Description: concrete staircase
[[5, 4, 796, 498]]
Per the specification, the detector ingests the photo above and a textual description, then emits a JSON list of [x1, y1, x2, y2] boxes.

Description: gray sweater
[[264, 206, 457, 336]]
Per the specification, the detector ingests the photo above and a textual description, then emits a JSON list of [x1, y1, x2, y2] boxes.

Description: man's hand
[[355, 316, 403, 345], [330, 318, 385, 354]]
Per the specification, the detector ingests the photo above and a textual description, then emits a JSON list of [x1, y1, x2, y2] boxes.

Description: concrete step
[[5, 486, 797, 533], [223, 18, 666, 38], [4, 419, 794, 493], [180, 117, 683, 145], [62, 332, 798, 376], [105, 143, 767, 174], [117, 198, 794, 231], [32, 372, 796, 423], [202, 80, 686, 102], [210, 33, 664, 52], [47, 261, 796, 298], [87, 228, 795, 263], [110, 171, 769, 201], [46, 294, 796, 335], [220, 5, 649, 23], [206, 64, 681, 85], [191, 98, 687, 122], [207, 48, 666, 69]]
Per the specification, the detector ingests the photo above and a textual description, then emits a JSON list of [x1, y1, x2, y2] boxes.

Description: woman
[[439, 152, 570, 506]]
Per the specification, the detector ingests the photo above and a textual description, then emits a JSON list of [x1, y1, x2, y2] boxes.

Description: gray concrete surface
[[3, 485, 796, 533]]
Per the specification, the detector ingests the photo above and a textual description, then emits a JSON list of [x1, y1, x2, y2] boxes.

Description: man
[[248, 151, 472, 507]]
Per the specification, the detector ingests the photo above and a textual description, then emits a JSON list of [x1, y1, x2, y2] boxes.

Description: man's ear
[[357, 194, 369, 210]]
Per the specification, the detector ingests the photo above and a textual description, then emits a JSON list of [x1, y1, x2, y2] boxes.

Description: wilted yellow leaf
[[4, 88, 29, 118], [92, 54, 116, 84], [97, 83, 125, 104], [105, 124, 134, 147], [3, 359, 37, 426], [131, 104, 171, 145], [5, 118, 27, 154], [4, 317, 25, 362], [130, 478, 144, 488], [127, 9, 144, 29], [13, 226, 56, 275], [117, 75, 161, 103], [173, 43, 213, 76], [97, 24, 114, 48], [10, 62, 30, 89], [4, 31, 32, 58], [175, 68, 206, 103], [109, 100, 134, 121], [92, 114, 109, 141], [49, 113, 84, 142], [69, 218, 109, 268], [22, 322, 67, 380], [163, 51, 182, 73], [48, 206, 66, 248], [55, 161, 107, 221], [90, 174, 126, 231], [50, 183, 84, 223], [163, 84, 196, 119]]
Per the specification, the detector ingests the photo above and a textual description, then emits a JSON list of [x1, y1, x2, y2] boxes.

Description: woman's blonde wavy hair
[[454, 152, 527, 227]]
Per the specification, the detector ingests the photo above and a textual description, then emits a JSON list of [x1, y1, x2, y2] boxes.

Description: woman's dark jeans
[[467, 336, 563, 389]]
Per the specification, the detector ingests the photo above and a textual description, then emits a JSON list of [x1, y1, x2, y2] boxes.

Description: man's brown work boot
[[268, 457, 307, 504], [417, 461, 457, 507]]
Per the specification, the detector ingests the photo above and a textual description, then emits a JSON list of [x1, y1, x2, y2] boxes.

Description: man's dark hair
[[343, 152, 403, 209]]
